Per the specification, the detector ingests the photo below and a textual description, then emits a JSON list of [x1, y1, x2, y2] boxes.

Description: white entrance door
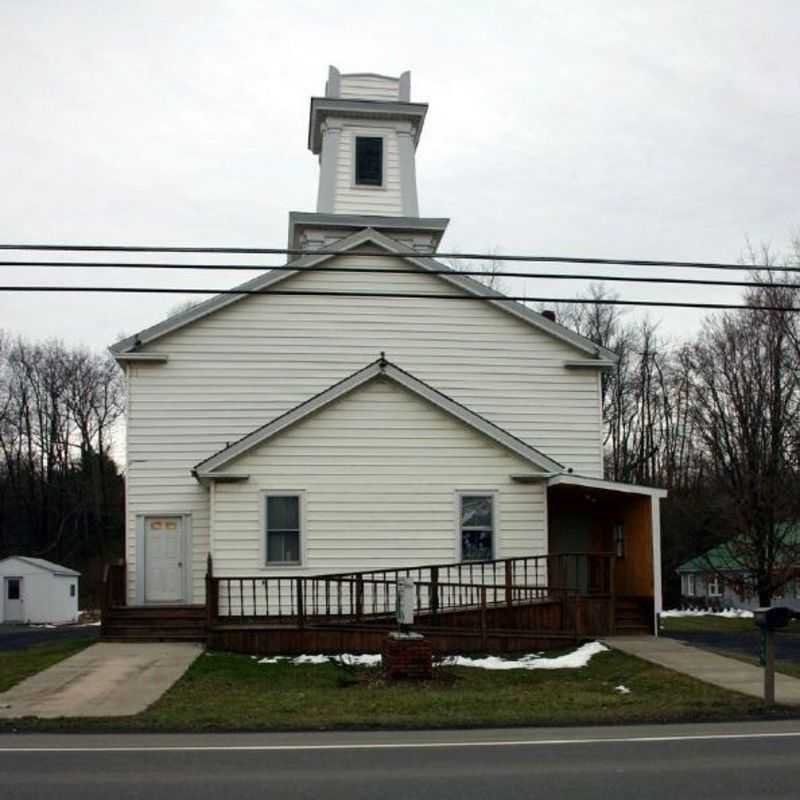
[[144, 517, 184, 603], [3, 577, 24, 622]]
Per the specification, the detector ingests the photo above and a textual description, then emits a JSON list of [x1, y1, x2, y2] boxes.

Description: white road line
[[2, 731, 800, 752]]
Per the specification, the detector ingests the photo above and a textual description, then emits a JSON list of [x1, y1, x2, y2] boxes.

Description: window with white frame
[[355, 136, 383, 186], [682, 573, 696, 597], [460, 495, 494, 561], [265, 495, 301, 565], [706, 575, 721, 597]]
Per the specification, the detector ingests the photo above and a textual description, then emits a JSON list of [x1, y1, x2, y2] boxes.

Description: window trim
[[685, 573, 696, 597], [352, 134, 386, 190], [455, 490, 498, 562], [706, 575, 722, 597], [6, 577, 21, 601], [261, 491, 305, 568]]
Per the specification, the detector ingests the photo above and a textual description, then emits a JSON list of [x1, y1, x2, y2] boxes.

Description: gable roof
[[677, 524, 800, 573], [110, 227, 617, 361], [193, 357, 564, 478], [1, 556, 80, 577]]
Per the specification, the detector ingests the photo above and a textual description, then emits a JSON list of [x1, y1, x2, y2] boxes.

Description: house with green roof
[[677, 530, 800, 610]]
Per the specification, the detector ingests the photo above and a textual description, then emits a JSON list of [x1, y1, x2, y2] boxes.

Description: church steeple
[[308, 66, 427, 217]]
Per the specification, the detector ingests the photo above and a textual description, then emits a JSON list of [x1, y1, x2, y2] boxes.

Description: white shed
[[0, 557, 80, 625]]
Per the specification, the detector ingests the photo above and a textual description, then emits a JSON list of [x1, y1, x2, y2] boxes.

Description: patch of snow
[[614, 684, 631, 694], [660, 608, 754, 619], [256, 653, 382, 666], [440, 642, 609, 671], [254, 643, 609, 671]]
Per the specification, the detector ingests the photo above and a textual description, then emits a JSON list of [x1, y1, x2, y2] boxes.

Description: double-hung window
[[460, 494, 494, 561], [706, 575, 721, 597], [265, 495, 301, 565]]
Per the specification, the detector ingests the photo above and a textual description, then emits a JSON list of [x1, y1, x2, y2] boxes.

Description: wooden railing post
[[505, 560, 513, 607], [480, 586, 488, 649], [296, 578, 305, 630], [609, 554, 617, 635], [355, 575, 364, 622], [100, 563, 110, 625], [430, 566, 439, 623], [205, 554, 217, 629]]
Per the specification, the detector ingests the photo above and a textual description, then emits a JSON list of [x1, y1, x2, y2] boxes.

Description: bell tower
[[310, 66, 427, 217], [291, 67, 448, 253]]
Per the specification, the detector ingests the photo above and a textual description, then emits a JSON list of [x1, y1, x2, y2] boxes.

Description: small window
[[613, 523, 625, 559], [266, 495, 301, 564], [707, 575, 721, 597], [686, 573, 696, 597], [7, 578, 20, 600], [70, 584, 76, 598], [355, 136, 383, 186], [460, 495, 494, 561]]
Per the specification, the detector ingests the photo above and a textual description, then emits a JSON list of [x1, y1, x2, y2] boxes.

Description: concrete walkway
[[604, 635, 800, 705], [0, 642, 202, 718]]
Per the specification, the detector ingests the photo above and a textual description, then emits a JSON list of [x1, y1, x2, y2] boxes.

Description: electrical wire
[[0, 243, 793, 274], [0, 285, 797, 312], [0, 260, 796, 291]]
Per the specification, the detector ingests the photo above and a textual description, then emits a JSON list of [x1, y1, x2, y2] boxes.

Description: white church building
[[106, 68, 664, 647]]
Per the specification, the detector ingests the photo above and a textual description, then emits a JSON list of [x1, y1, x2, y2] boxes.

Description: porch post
[[651, 496, 663, 635]]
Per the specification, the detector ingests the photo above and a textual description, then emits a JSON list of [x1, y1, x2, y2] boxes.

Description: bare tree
[[689, 268, 800, 605], [441, 250, 508, 293]]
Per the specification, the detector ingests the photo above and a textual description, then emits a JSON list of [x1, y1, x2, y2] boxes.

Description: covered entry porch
[[543, 474, 666, 635]]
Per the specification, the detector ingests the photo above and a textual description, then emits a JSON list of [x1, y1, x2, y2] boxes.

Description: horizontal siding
[[339, 75, 400, 101], [125, 254, 603, 601], [333, 123, 403, 216], [212, 380, 547, 576]]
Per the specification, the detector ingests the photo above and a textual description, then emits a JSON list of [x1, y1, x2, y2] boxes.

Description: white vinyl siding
[[124, 254, 603, 602], [333, 122, 403, 215], [339, 75, 400, 101], [211, 379, 547, 577]]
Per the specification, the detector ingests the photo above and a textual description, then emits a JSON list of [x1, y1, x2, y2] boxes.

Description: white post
[[397, 577, 415, 629]]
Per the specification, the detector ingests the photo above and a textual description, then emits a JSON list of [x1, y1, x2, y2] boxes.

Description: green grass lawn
[[0, 646, 782, 733], [659, 615, 759, 634], [0, 638, 93, 694], [660, 615, 800, 635]]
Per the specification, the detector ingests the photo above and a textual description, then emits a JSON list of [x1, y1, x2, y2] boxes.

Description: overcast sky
[[1, 0, 798, 351]]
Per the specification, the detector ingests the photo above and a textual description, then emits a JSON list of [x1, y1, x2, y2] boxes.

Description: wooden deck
[[102, 554, 654, 653]]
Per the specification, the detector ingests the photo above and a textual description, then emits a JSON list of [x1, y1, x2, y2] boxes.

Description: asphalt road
[[0, 623, 99, 652], [2, 722, 800, 800], [664, 629, 800, 665]]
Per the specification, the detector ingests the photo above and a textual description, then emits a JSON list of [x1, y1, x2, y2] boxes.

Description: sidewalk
[[0, 642, 202, 718], [604, 636, 800, 705]]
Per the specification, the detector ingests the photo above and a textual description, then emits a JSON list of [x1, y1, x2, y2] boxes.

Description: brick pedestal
[[382, 631, 433, 680]]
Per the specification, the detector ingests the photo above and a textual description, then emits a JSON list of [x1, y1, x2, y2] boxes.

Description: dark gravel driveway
[[663, 629, 800, 665], [0, 623, 100, 652]]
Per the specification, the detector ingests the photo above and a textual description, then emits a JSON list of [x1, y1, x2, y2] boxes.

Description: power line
[[0, 285, 797, 312], [0, 243, 792, 273], [1, 259, 798, 290]]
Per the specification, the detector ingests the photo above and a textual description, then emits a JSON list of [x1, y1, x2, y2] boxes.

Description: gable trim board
[[110, 227, 617, 362], [194, 358, 564, 480]]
